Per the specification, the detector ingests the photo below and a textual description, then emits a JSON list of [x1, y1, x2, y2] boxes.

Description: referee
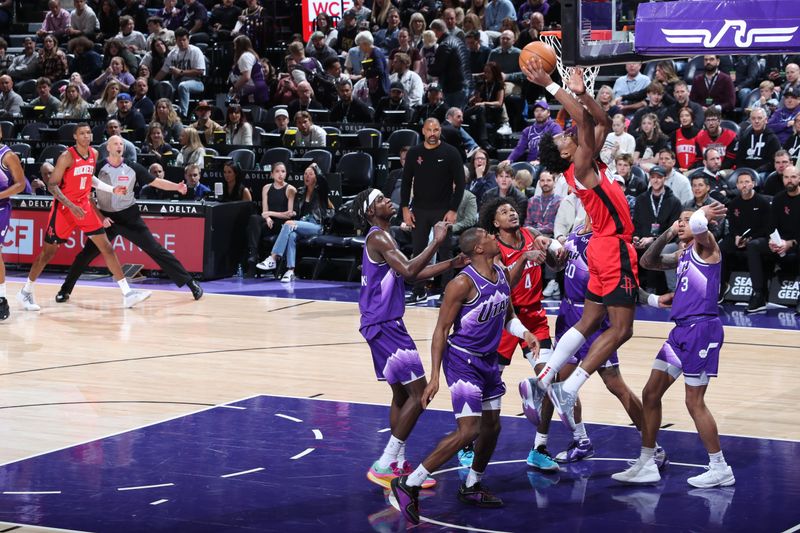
[[55, 135, 203, 303]]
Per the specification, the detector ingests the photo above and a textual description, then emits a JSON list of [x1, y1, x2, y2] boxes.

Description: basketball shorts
[[653, 317, 724, 386], [443, 344, 505, 418], [0, 203, 10, 245], [361, 319, 425, 385], [586, 236, 639, 306], [555, 298, 619, 367], [497, 306, 550, 365], [45, 198, 104, 244]]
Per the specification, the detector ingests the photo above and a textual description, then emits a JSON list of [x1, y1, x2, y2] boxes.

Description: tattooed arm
[[640, 220, 682, 271]]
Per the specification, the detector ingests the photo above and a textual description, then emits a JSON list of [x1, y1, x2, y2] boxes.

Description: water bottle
[[235, 264, 244, 278]]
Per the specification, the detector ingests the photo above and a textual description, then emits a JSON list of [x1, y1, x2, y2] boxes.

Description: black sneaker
[[746, 291, 767, 313], [0, 297, 8, 320], [390, 475, 420, 524], [405, 291, 427, 305], [457, 482, 504, 508], [187, 279, 204, 300], [55, 291, 70, 303]]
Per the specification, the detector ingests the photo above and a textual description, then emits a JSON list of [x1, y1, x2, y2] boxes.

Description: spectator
[[419, 30, 437, 83], [485, 0, 516, 32], [209, 0, 241, 40], [389, 29, 422, 76], [767, 87, 800, 144], [517, 11, 545, 49], [526, 169, 561, 237], [337, 10, 360, 53], [383, 144, 408, 205], [487, 28, 524, 91], [37, 0, 71, 41], [482, 162, 528, 223], [464, 29, 491, 75], [369, 0, 392, 29], [146, 17, 175, 49], [312, 13, 337, 49], [68, 36, 102, 82], [91, 56, 134, 96], [784, 120, 800, 164], [29, 77, 61, 118], [662, 80, 704, 135], [8, 37, 39, 81], [115, 17, 146, 56], [452, 189, 479, 236], [190, 99, 224, 145], [670, 107, 702, 172], [67, 0, 97, 40], [225, 103, 252, 145], [442, 106, 479, 159], [140, 38, 169, 79], [762, 150, 794, 196], [272, 108, 289, 134], [428, 19, 469, 110], [159, 0, 183, 32], [0, 75, 22, 117], [96, 0, 119, 41], [356, 30, 390, 107], [97, 119, 137, 160], [68, 72, 91, 100], [465, 148, 495, 205], [748, 80, 781, 117], [614, 153, 647, 198], [141, 123, 176, 162], [181, 0, 207, 34], [745, 164, 800, 313], [94, 79, 120, 114], [517, 0, 548, 30], [176, 126, 206, 168], [389, 52, 423, 107], [374, 8, 402, 52], [595, 85, 621, 118], [629, 82, 670, 136], [330, 78, 373, 123], [510, 100, 563, 164], [732, 55, 761, 93], [38, 35, 68, 81], [59, 82, 90, 119], [441, 8, 463, 40], [112, 92, 146, 141], [600, 113, 635, 166], [154, 28, 206, 118], [182, 163, 211, 199], [658, 149, 693, 205], [31, 163, 52, 195], [411, 83, 447, 125], [150, 97, 184, 144], [735, 108, 781, 173], [102, 39, 137, 74], [633, 113, 670, 170], [694, 107, 737, 169], [780, 63, 800, 100], [247, 161, 297, 274], [130, 77, 153, 121], [515, 169, 534, 198], [685, 174, 726, 240], [306, 31, 337, 65], [696, 147, 736, 202], [375, 81, 410, 122], [468, 60, 509, 137], [220, 161, 252, 202], [292, 110, 326, 147], [690, 55, 736, 115], [120, 0, 148, 33], [553, 192, 586, 244], [613, 63, 651, 114]]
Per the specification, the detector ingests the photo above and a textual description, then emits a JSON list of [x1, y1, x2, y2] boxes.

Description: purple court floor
[[0, 394, 797, 532]]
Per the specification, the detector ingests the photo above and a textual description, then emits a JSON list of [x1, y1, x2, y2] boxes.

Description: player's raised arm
[[691, 202, 726, 263], [0, 151, 26, 199], [522, 57, 593, 130], [640, 220, 682, 271], [377, 221, 453, 282], [48, 149, 84, 218]]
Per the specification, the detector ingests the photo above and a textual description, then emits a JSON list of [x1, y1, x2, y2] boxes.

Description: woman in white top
[[59, 83, 90, 119], [600, 113, 637, 165], [225, 103, 253, 145], [93, 80, 120, 115], [177, 127, 206, 168]]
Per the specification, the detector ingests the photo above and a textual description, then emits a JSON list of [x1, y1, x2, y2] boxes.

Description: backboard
[[559, 0, 642, 67]]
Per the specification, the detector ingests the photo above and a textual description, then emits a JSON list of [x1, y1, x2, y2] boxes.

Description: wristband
[[647, 293, 660, 308], [92, 177, 114, 193], [505, 317, 528, 340], [548, 238, 563, 253], [689, 209, 708, 235], [545, 82, 560, 96]]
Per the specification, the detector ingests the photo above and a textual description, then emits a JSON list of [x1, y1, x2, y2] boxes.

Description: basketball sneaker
[[16, 289, 40, 311], [547, 382, 577, 430], [654, 446, 668, 470], [0, 297, 8, 320], [392, 461, 437, 489], [526, 445, 559, 472], [123, 289, 151, 308], [555, 439, 595, 463], [457, 447, 474, 467], [367, 461, 397, 489], [457, 482, 503, 508], [256, 257, 276, 271], [611, 457, 660, 484], [519, 377, 545, 426], [390, 475, 420, 524], [687, 465, 735, 488]]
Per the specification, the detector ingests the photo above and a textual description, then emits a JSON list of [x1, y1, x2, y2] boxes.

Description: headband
[[363, 189, 382, 213]]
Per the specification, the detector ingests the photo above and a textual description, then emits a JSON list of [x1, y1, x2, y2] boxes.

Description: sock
[[396, 442, 406, 466], [377, 435, 404, 469], [0, 282, 5, 298], [639, 446, 655, 463], [709, 450, 727, 469], [465, 468, 483, 488], [118, 278, 131, 295], [534, 432, 548, 449], [562, 366, 590, 395], [406, 464, 429, 487], [537, 328, 585, 386], [573, 422, 589, 442], [23, 278, 34, 293]]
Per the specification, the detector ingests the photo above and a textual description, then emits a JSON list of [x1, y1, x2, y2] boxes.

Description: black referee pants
[[60, 205, 193, 294], [410, 206, 453, 294]]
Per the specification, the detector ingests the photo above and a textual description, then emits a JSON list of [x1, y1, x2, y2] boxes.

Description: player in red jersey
[[519, 59, 640, 429], [16, 123, 151, 311]]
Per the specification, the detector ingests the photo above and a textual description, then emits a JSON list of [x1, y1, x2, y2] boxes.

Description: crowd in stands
[[1, 0, 798, 313]]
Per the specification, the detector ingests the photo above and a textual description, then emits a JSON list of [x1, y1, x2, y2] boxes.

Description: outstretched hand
[[700, 201, 727, 221], [523, 331, 540, 359], [521, 56, 554, 87], [451, 253, 471, 269], [567, 67, 586, 95]]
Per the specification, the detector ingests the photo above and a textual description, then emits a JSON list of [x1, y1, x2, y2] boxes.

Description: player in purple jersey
[[613, 202, 735, 488], [0, 144, 28, 320], [354, 188, 468, 491], [391, 227, 539, 524]]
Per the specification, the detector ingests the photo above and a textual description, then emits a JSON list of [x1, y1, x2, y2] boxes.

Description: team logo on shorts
[[619, 275, 636, 296]]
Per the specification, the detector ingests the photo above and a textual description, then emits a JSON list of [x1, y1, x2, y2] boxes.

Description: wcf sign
[[302, 0, 352, 41]]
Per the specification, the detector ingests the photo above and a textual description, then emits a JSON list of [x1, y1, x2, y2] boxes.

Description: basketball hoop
[[540, 31, 600, 97]]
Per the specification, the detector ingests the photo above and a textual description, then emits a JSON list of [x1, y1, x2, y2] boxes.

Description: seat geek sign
[[302, 0, 352, 41]]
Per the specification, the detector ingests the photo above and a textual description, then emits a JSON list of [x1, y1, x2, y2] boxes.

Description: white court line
[[312, 429, 323, 440], [117, 483, 175, 492], [150, 499, 169, 505], [377, 427, 391, 433], [220, 467, 265, 478], [218, 405, 247, 410], [781, 524, 800, 533], [275, 413, 303, 423], [3, 491, 62, 495], [291, 448, 315, 460]]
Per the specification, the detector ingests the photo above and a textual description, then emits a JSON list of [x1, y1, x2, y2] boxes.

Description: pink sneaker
[[392, 461, 437, 489]]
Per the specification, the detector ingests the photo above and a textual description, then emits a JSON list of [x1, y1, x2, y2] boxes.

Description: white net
[[540, 33, 600, 97]]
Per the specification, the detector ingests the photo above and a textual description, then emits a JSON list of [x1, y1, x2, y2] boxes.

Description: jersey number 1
[[80, 176, 87, 190]]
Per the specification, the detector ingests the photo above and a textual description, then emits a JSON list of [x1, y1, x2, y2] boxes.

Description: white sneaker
[[17, 289, 41, 311], [123, 289, 152, 308], [256, 257, 276, 271], [497, 123, 513, 135], [611, 458, 660, 484], [687, 465, 735, 488], [280, 270, 295, 283], [542, 279, 559, 298]]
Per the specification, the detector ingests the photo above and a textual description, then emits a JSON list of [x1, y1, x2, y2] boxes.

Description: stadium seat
[[10, 143, 31, 160], [683, 56, 705, 83], [720, 120, 740, 135], [631, 164, 648, 183], [303, 149, 333, 174], [511, 161, 536, 177], [19, 122, 47, 141], [229, 148, 257, 170], [726, 167, 758, 190], [39, 144, 69, 165], [338, 151, 373, 196], [357, 128, 382, 149], [0, 120, 14, 141], [152, 81, 175, 101], [260, 147, 293, 168], [56, 123, 78, 142], [387, 129, 419, 156]]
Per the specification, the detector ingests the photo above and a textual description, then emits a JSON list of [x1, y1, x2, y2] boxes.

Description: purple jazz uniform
[[655, 246, 724, 385], [443, 264, 509, 418], [555, 229, 618, 367], [359, 227, 425, 385], [0, 145, 13, 239]]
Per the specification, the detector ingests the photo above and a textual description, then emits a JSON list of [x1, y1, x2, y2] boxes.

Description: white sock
[[534, 432, 548, 449], [406, 464, 429, 487], [23, 278, 34, 293], [0, 282, 5, 298], [709, 450, 727, 469], [465, 468, 483, 488], [377, 435, 404, 469], [396, 442, 406, 466], [562, 366, 590, 395], [537, 328, 585, 386], [639, 446, 655, 463], [117, 278, 131, 295], [573, 422, 588, 442]]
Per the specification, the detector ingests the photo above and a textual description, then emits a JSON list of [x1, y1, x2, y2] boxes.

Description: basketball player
[[519, 58, 639, 429], [0, 143, 27, 319], [354, 188, 467, 490], [613, 203, 734, 488], [16, 124, 151, 311], [391, 227, 538, 524], [54, 135, 203, 303]]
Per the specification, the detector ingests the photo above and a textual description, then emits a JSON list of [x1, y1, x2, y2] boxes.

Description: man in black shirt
[[411, 84, 447, 126], [375, 81, 410, 122], [329, 78, 373, 123], [745, 165, 800, 313], [735, 108, 781, 173], [401, 118, 465, 302]]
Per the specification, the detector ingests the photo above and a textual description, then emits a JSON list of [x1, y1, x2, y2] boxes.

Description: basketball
[[519, 41, 558, 74]]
